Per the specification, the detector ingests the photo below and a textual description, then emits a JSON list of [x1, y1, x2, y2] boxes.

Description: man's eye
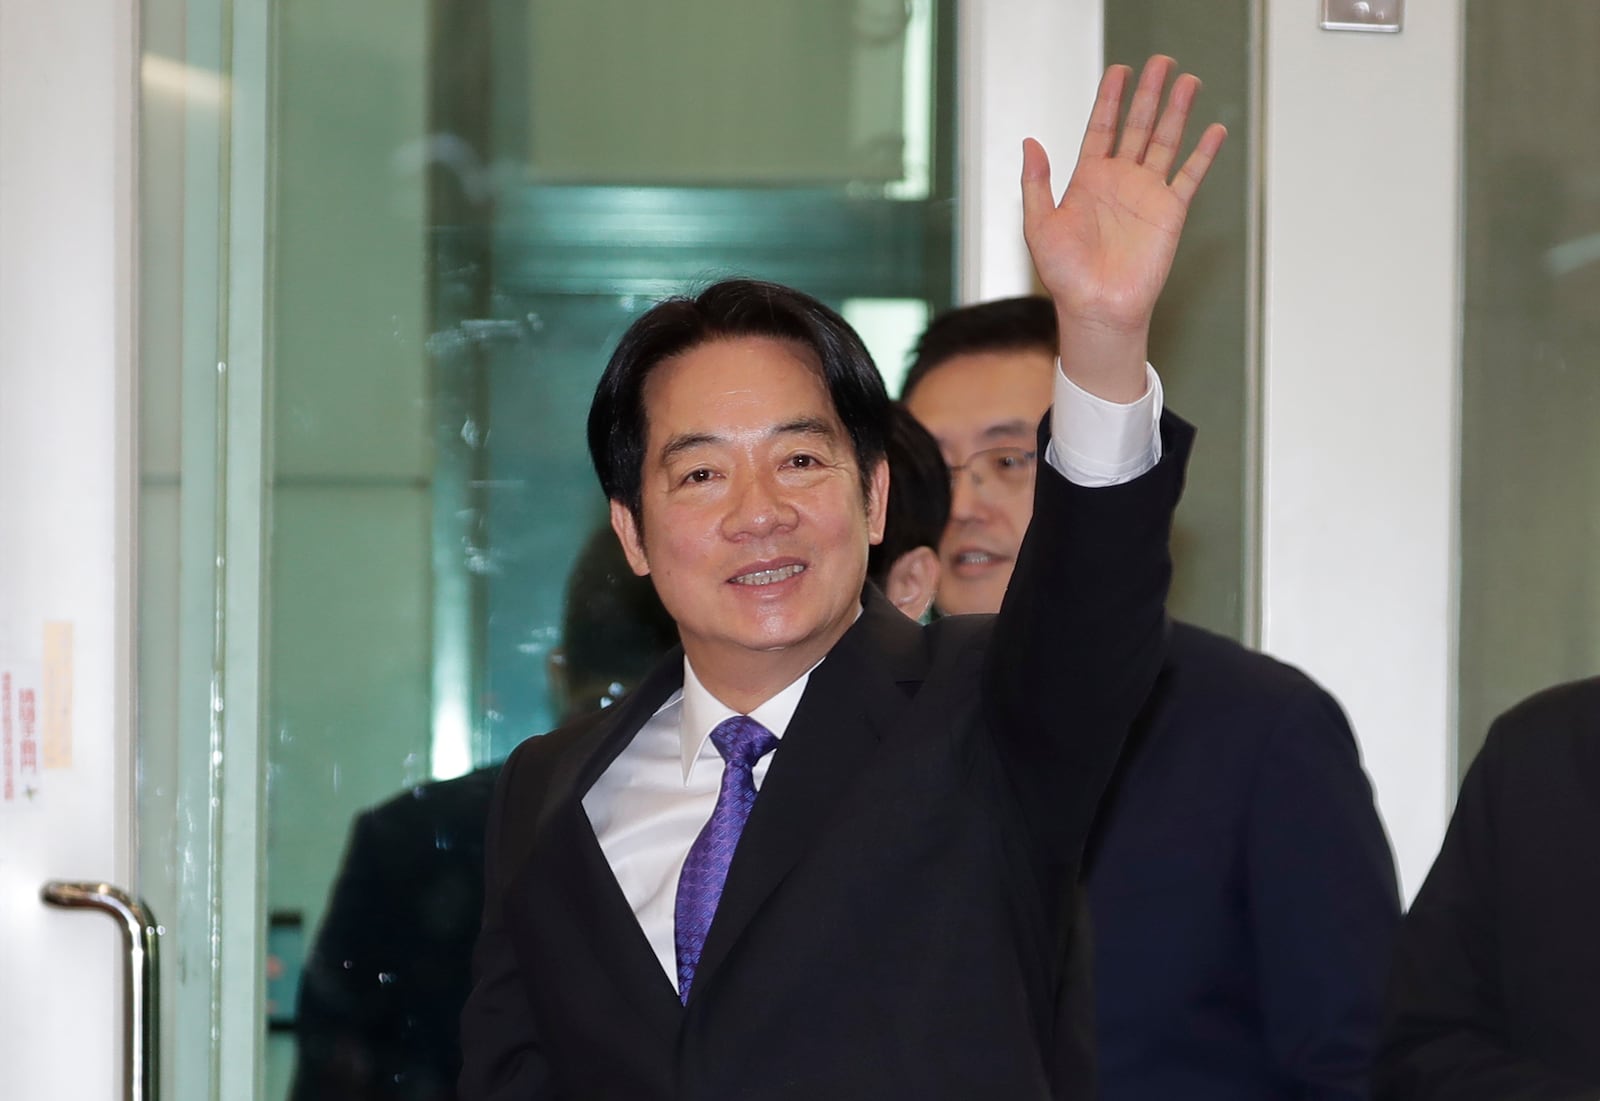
[[789, 454, 815, 468], [682, 468, 714, 484]]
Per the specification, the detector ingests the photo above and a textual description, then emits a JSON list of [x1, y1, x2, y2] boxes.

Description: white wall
[[959, 0, 1103, 301], [0, 1, 138, 1097], [1259, 2, 1462, 901]]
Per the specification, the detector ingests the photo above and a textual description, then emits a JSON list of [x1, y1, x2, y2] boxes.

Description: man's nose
[[947, 464, 987, 522], [723, 470, 798, 537]]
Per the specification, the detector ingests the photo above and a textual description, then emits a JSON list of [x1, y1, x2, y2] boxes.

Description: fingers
[[1141, 72, 1199, 177], [1114, 55, 1176, 163], [1020, 137, 1054, 235], [1170, 122, 1228, 207], [1078, 64, 1132, 160], [1047, 54, 1225, 217]]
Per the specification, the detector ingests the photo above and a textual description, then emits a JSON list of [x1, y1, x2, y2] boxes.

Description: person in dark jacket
[[904, 294, 1401, 1101], [457, 56, 1220, 1100], [289, 525, 677, 1101], [1375, 676, 1600, 1100]]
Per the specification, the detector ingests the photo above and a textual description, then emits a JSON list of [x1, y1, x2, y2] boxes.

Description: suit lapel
[[526, 651, 687, 1037], [689, 589, 928, 1000]]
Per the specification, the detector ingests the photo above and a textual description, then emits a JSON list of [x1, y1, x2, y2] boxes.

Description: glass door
[[138, 0, 275, 1097], [137, 1, 958, 1096], [1456, 1, 1600, 772]]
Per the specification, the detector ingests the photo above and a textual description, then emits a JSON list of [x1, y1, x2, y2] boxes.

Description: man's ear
[[884, 545, 941, 622], [609, 499, 651, 577], [866, 458, 890, 545]]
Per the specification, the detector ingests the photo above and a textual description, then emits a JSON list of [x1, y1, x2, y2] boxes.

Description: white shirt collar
[[653, 603, 864, 781], [675, 658, 813, 781]]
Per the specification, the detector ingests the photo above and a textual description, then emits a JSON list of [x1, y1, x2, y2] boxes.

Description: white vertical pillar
[[1258, 2, 1463, 901], [958, 0, 1103, 302], [0, 0, 137, 1096]]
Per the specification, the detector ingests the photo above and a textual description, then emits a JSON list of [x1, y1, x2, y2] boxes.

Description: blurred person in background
[[290, 524, 677, 1101], [1375, 675, 1600, 1100], [865, 403, 949, 622]]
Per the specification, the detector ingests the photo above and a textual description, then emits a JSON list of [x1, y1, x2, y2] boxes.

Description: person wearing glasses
[[903, 296, 1401, 1101]]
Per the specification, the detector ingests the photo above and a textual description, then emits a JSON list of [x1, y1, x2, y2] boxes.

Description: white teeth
[[732, 564, 806, 586], [957, 552, 996, 566]]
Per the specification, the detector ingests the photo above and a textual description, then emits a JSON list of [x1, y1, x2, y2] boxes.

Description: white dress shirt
[[582, 362, 1166, 989]]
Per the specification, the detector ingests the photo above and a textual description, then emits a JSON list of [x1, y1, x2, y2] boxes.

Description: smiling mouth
[[731, 563, 807, 587]]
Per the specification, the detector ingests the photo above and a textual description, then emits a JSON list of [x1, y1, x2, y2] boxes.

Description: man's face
[[611, 336, 887, 695], [904, 348, 1055, 615]]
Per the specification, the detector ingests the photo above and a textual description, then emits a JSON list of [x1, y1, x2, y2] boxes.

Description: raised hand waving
[[1023, 56, 1227, 402]]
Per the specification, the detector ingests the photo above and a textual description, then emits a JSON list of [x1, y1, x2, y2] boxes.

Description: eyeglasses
[[947, 447, 1038, 495]]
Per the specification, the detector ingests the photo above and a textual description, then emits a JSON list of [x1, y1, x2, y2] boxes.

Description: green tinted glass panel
[[1106, 1, 1255, 639], [1457, 3, 1600, 777], [261, 3, 955, 1097]]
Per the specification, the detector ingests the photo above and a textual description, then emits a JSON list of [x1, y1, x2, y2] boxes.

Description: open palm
[[1024, 57, 1227, 338]]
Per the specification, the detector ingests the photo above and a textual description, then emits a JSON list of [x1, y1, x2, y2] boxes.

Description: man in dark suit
[[902, 295, 1400, 1100], [1375, 676, 1600, 1100], [290, 525, 678, 1100], [458, 56, 1226, 1099], [291, 408, 975, 1099]]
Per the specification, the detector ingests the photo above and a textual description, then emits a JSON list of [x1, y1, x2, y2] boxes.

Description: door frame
[[136, 0, 275, 1095]]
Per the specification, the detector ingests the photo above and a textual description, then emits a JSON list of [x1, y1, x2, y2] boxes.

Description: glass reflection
[[290, 528, 676, 1098], [1105, 0, 1255, 639], [1458, 2, 1600, 774], [266, 2, 956, 1096]]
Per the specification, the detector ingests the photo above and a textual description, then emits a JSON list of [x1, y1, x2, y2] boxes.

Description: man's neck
[[680, 608, 862, 715], [683, 646, 827, 716]]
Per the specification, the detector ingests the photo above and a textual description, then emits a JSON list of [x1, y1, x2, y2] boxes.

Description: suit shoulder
[[482, 712, 612, 877], [498, 710, 606, 792], [1491, 675, 1600, 739], [1164, 620, 1343, 716], [1478, 675, 1600, 776], [335, 767, 500, 864], [362, 764, 501, 823], [922, 610, 995, 652]]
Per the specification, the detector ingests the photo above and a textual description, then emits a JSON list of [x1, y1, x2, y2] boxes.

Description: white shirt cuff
[[1044, 361, 1164, 487]]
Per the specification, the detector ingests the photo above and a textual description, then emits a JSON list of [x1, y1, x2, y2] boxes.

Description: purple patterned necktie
[[674, 714, 779, 1003]]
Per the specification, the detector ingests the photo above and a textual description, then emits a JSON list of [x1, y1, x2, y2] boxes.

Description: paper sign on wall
[[0, 621, 73, 804], [1, 662, 43, 803], [41, 621, 73, 769]]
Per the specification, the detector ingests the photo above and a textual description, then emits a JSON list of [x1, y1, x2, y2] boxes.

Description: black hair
[[867, 405, 950, 588], [900, 296, 1058, 400], [557, 524, 679, 720], [587, 279, 890, 520]]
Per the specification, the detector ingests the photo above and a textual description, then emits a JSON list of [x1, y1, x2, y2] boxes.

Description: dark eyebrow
[[981, 419, 1035, 442], [772, 416, 839, 442], [658, 431, 723, 466], [658, 417, 839, 466]]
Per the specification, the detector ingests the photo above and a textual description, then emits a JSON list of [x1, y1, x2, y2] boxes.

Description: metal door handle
[[41, 881, 160, 1101]]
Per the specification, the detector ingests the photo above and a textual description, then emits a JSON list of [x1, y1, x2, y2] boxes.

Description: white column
[[1258, 2, 1463, 901], [958, 0, 1102, 302], [0, 0, 138, 1097]]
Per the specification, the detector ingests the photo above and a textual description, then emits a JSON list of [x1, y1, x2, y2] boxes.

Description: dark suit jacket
[[458, 415, 1193, 1100], [1084, 623, 1400, 1101], [1374, 676, 1600, 1101], [292, 766, 501, 1101]]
